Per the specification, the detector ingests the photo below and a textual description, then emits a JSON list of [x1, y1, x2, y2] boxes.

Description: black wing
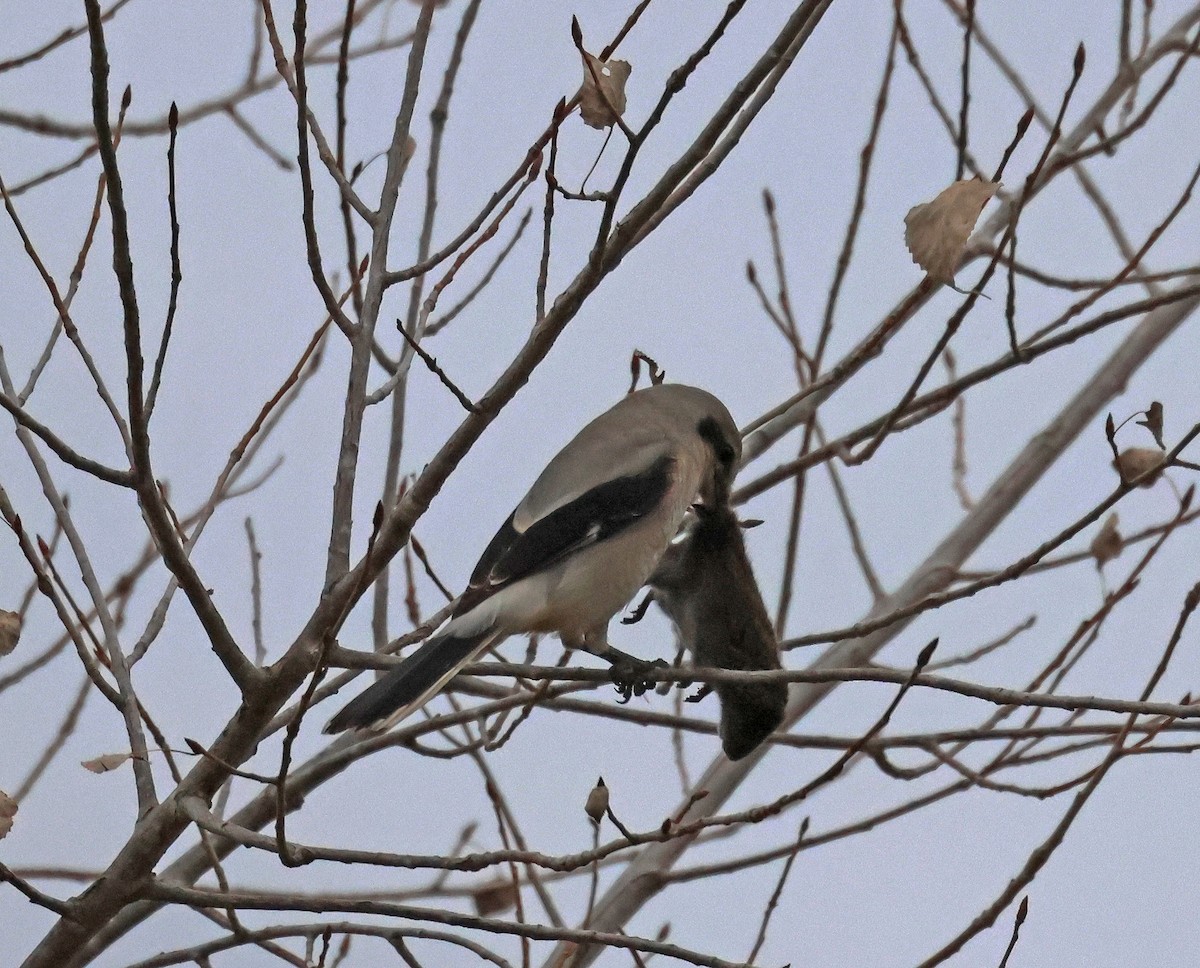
[[454, 454, 674, 617]]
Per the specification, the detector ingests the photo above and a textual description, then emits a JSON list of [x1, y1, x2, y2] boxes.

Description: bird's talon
[[609, 658, 666, 702], [621, 592, 654, 625]]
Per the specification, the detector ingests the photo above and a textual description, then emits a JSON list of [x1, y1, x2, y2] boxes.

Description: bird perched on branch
[[325, 383, 741, 734], [631, 478, 787, 760]]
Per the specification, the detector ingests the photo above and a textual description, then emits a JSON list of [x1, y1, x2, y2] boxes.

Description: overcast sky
[[3, 1, 1200, 965]]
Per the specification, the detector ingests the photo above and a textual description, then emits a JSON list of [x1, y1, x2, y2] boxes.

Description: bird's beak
[[700, 461, 735, 508]]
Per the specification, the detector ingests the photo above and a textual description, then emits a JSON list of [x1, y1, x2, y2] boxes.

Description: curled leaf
[[1090, 513, 1123, 569], [584, 776, 609, 825], [903, 177, 1000, 285], [0, 790, 16, 840], [472, 879, 519, 916], [629, 350, 665, 393], [577, 50, 631, 130], [82, 753, 133, 774], [1136, 401, 1165, 449], [1114, 447, 1166, 487], [0, 609, 20, 657]]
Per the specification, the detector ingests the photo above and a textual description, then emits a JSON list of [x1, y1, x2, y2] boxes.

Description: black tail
[[323, 631, 491, 734]]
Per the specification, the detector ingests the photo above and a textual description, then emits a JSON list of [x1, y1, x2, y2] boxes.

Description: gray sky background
[[3, 1, 1200, 965]]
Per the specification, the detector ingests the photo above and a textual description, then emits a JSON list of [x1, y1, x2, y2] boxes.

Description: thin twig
[[18, 96, 131, 404], [943, 349, 973, 510], [537, 104, 563, 323], [997, 897, 1029, 968], [0, 168, 133, 452], [956, 0, 975, 180], [335, 0, 364, 316], [85, 0, 259, 697], [245, 518, 266, 665], [0, 0, 135, 74], [396, 318, 478, 413], [319, 0, 434, 585], [5, 143, 101, 196], [146, 883, 745, 968], [428, 210, 531, 337], [224, 104, 293, 169], [145, 102, 182, 419], [0, 862, 73, 918], [14, 675, 91, 801], [745, 816, 808, 963]]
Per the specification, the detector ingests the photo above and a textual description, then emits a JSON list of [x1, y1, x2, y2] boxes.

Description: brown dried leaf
[[1136, 401, 1165, 449], [1114, 447, 1166, 487], [0, 609, 20, 657], [584, 776, 609, 824], [0, 789, 16, 840], [472, 879, 519, 916], [629, 350, 665, 393], [577, 51, 631, 130], [82, 753, 132, 774], [1090, 513, 1123, 569], [903, 177, 1000, 284]]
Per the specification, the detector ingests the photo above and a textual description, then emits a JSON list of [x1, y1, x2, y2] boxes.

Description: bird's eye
[[697, 416, 737, 466]]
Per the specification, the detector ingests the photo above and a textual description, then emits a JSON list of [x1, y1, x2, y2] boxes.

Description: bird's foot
[[620, 592, 654, 625], [685, 683, 713, 704], [610, 657, 668, 703]]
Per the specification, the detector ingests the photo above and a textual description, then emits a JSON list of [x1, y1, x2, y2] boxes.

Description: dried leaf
[[1114, 447, 1166, 487], [577, 50, 631, 130], [1136, 401, 1165, 449], [629, 350, 665, 393], [1090, 513, 1123, 569], [0, 789, 16, 840], [0, 609, 20, 657], [903, 177, 1000, 285], [584, 776, 609, 824], [82, 753, 132, 774], [472, 879, 519, 916]]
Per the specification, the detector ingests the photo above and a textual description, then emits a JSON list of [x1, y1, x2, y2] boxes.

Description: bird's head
[[695, 409, 741, 508], [623, 382, 742, 507]]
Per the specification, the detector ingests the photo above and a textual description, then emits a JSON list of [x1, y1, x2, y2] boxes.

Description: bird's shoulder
[[454, 449, 677, 616]]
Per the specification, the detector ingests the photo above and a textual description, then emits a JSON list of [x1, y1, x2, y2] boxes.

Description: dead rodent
[[639, 502, 787, 760]]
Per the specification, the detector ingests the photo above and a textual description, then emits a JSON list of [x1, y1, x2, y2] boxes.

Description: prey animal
[[629, 497, 787, 760]]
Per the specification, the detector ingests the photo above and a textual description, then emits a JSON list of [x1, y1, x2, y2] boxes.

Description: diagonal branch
[[83, 0, 258, 694]]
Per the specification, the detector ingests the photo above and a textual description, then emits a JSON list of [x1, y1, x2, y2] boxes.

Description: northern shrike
[[325, 383, 741, 734]]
